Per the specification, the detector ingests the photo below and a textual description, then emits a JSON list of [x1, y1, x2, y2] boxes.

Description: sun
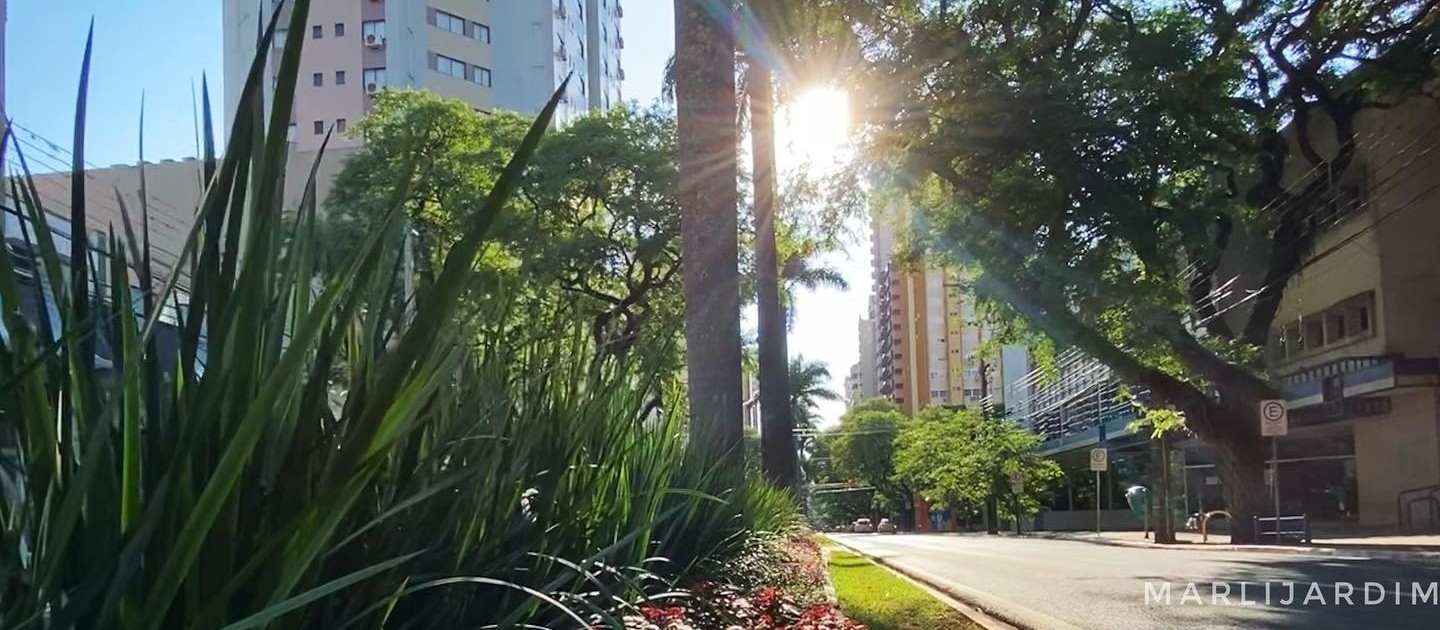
[[778, 87, 852, 168]]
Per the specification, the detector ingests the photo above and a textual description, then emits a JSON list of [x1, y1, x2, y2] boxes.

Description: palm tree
[[674, 0, 744, 463], [739, 0, 857, 492], [745, 0, 797, 493], [788, 356, 842, 433]]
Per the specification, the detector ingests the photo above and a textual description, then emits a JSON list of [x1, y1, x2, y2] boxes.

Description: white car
[[876, 518, 896, 533], [852, 518, 874, 533]]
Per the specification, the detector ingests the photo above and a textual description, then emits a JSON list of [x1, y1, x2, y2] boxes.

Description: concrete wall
[[1371, 97, 1440, 359], [1353, 387, 1440, 526]]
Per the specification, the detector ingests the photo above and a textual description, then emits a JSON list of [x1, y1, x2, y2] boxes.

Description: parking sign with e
[[1089, 448, 1108, 471], [1259, 399, 1289, 436]]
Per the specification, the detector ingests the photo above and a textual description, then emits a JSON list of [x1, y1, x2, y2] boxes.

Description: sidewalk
[[1020, 529, 1440, 563]]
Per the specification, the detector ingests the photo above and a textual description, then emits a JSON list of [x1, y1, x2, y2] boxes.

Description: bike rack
[[1396, 484, 1440, 531]]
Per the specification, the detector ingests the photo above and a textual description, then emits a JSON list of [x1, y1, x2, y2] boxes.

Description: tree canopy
[[839, 0, 1440, 540], [322, 90, 685, 365], [895, 407, 1062, 520], [825, 398, 916, 523]]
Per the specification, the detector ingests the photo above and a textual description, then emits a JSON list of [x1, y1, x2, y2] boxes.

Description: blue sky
[[6, 0, 677, 168], [5, 0, 864, 426]]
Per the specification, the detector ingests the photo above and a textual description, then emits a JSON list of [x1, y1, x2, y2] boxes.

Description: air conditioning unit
[[366, 82, 380, 94], [364, 33, 385, 48]]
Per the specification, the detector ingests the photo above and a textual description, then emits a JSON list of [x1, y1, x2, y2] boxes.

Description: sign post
[[1090, 448, 1108, 534], [1259, 399, 1289, 542]]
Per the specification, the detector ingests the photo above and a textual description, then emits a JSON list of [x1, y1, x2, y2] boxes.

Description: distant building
[[865, 206, 1028, 415]]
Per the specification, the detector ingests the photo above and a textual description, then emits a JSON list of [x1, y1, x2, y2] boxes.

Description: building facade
[[1016, 92, 1440, 532], [865, 206, 1027, 416], [223, 0, 622, 140], [489, 0, 624, 119]]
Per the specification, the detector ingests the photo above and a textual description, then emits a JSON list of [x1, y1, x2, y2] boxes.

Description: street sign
[[1259, 399, 1289, 437], [1009, 471, 1024, 494], [1089, 447, 1108, 472]]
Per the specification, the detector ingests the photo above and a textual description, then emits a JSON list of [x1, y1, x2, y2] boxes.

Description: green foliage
[[788, 356, 841, 432], [825, 399, 913, 514], [844, 0, 1440, 522], [324, 91, 685, 369], [1128, 406, 1189, 440], [0, 4, 792, 626], [825, 549, 979, 630], [894, 407, 1062, 519]]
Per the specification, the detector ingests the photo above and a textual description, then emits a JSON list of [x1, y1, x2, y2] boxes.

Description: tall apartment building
[[490, 0, 624, 118], [866, 206, 1028, 416], [222, 0, 622, 138]]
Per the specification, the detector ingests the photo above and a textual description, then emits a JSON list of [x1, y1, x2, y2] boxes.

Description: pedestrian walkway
[[1024, 529, 1440, 564]]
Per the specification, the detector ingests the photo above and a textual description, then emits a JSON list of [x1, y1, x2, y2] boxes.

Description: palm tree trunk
[[750, 63, 799, 494], [674, 0, 744, 466]]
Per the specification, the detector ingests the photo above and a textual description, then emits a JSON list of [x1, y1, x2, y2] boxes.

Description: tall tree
[[318, 93, 687, 370], [788, 356, 843, 432], [828, 398, 917, 528], [846, 0, 1439, 542], [745, 0, 799, 493], [895, 406, 1063, 532], [674, 0, 745, 463]]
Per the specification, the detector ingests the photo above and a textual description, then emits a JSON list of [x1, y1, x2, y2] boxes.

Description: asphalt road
[[829, 533, 1440, 630]]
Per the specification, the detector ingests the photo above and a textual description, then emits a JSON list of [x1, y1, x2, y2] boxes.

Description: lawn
[[827, 549, 982, 630]]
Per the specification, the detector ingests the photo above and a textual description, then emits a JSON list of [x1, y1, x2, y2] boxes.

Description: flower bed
[[625, 536, 865, 630]]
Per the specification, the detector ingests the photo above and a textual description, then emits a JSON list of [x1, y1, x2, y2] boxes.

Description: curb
[[825, 535, 1076, 630], [1020, 532, 1440, 565]]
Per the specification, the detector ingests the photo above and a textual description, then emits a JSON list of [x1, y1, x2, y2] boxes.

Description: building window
[[312, 72, 323, 87], [311, 24, 323, 39], [363, 67, 387, 88], [286, 123, 297, 142], [335, 70, 346, 85], [1269, 291, 1377, 361], [471, 65, 492, 87], [473, 22, 491, 43], [337, 119, 348, 133], [434, 9, 465, 35], [334, 22, 345, 37], [274, 28, 288, 48], [313, 120, 324, 135], [434, 54, 466, 79], [362, 20, 386, 41]]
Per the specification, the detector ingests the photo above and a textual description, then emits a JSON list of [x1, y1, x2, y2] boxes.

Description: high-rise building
[[489, 0, 624, 119], [220, 0, 622, 207], [865, 202, 1027, 416], [223, 0, 622, 138]]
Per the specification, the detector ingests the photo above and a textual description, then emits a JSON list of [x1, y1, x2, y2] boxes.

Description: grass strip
[[826, 548, 981, 630]]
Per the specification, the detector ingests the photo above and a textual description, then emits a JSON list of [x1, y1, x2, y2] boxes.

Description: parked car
[[876, 518, 896, 533], [852, 518, 874, 533]]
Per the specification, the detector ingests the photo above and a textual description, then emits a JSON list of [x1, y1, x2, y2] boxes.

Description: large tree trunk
[[1212, 422, 1269, 544], [751, 63, 799, 494], [674, 0, 744, 465]]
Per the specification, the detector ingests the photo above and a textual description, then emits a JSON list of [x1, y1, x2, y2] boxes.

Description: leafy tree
[[1128, 406, 1189, 543], [788, 356, 843, 432], [827, 398, 916, 528], [841, 0, 1438, 541], [321, 91, 685, 368], [896, 406, 1063, 532]]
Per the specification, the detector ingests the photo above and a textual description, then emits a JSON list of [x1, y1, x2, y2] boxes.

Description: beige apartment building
[[865, 209, 1028, 417], [1218, 94, 1440, 528]]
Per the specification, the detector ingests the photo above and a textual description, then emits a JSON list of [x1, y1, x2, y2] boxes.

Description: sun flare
[[778, 87, 852, 168]]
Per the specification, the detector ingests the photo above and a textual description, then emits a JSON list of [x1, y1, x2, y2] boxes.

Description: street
[[830, 533, 1440, 630]]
